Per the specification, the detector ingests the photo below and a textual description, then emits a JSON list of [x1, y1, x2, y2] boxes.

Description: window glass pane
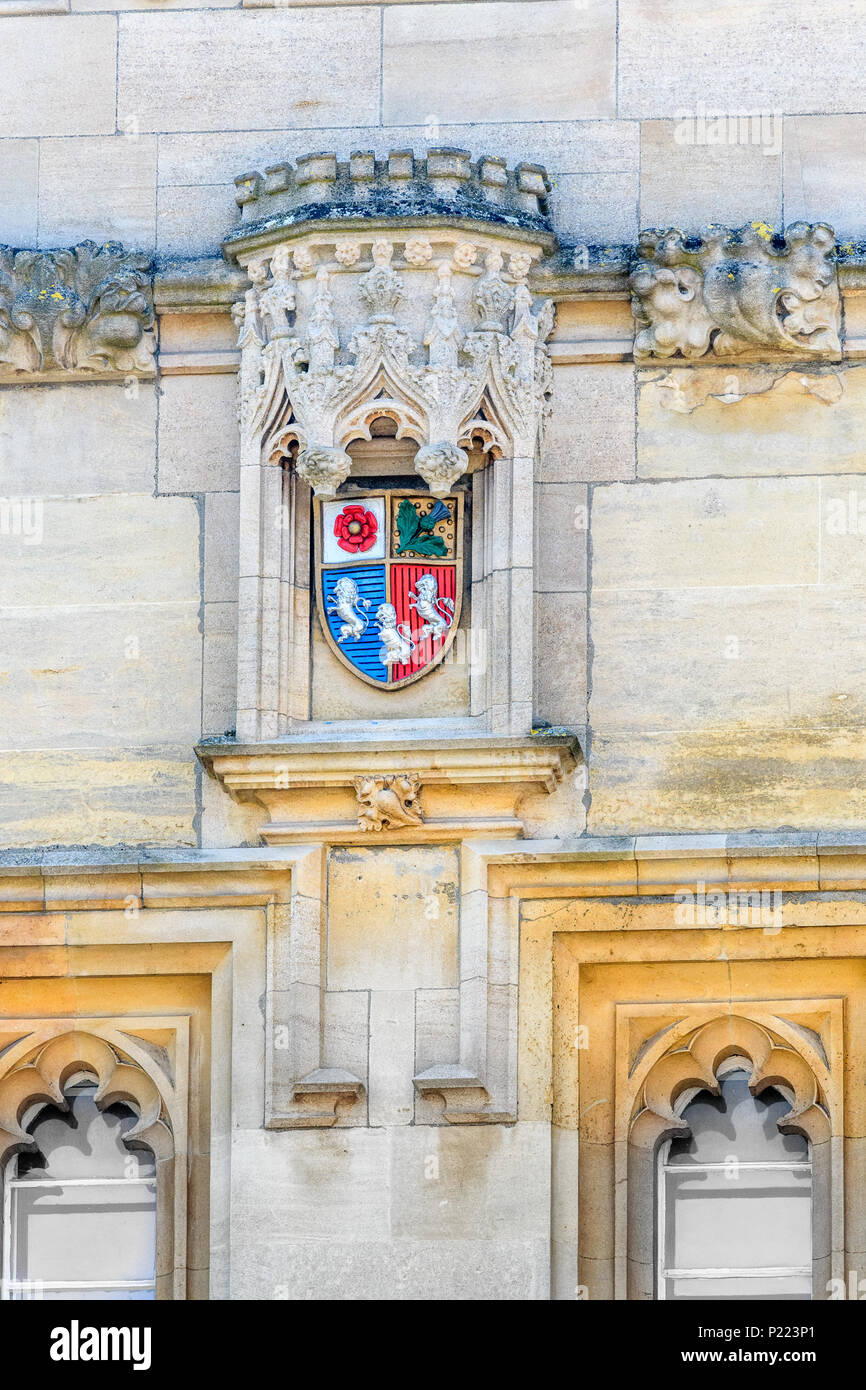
[[665, 1166, 812, 1271], [667, 1072, 808, 1165], [5, 1080, 157, 1298], [12, 1181, 157, 1284], [660, 1069, 812, 1301], [9, 1287, 155, 1301], [667, 1274, 811, 1300]]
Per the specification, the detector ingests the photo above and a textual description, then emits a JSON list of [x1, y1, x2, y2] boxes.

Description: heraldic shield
[[316, 491, 464, 688]]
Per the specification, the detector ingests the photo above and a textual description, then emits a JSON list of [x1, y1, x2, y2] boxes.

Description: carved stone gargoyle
[[630, 222, 841, 360], [0, 241, 156, 376]]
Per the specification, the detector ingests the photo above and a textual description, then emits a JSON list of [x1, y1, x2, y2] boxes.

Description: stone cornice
[[1, 831, 866, 907], [196, 733, 580, 844]]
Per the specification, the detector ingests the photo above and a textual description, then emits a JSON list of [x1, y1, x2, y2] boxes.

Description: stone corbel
[[630, 222, 841, 361], [0, 241, 156, 380]]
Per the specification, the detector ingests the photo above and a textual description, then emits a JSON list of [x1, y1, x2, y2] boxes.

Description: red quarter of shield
[[391, 564, 456, 683]]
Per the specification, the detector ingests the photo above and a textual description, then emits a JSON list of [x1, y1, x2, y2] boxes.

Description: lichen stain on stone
[[590, 720, 866, 834]]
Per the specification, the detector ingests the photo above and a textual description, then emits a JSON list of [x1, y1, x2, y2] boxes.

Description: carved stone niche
[[221, 149, 559, 743], [630, 222, 842, 361], [0, 242, 156, 380]]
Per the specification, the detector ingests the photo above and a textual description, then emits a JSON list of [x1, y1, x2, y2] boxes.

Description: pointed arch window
[[656, 1063, 812, 1300], [2, 1079, 157, 1301]]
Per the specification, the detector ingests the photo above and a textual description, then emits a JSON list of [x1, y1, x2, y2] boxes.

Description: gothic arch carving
[[0, 1027, 182, 1299], [623, 1012, 837, 1300], [628, 1012, 832, 1151]]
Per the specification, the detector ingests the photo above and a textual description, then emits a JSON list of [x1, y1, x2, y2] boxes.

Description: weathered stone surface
[[118, 10, 380, 133], [157, 184, 240, 259], [0, 748, 197, 847], [534, 483, 587, 592], [202, 601, 238, 737], [326, 845, 459, 992], [637, 365, 866, 477], [784, 116, 866, 241], [0, 140, 38, 247], [550, 171, 638, 242], [542, 363, 636, 482], [534, 591, 587, 730], [0, 243, 156, 376], [204, 491, 240, 604], [0, 16, 117, 137], [38, 138, 158, 252], [382, 1, 616, 124], [640, 120, 783, 230], [158, 375, 240, 493], [631, 223, 840, 361], [591, 477, 820, 591], [619, 0, 866, 118], [0, 382, 157, 494]]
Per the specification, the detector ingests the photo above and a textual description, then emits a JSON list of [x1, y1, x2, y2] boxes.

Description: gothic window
[[1, 1080, 157, 1301], [656, 1064, 812, 1300]]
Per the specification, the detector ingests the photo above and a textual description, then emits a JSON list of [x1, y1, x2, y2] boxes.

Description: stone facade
[[3, 0, 866, 1303]]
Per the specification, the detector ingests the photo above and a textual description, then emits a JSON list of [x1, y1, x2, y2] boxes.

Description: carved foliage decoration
[[629, 1013, 832, 1152], [630, 222, 841, 360], [0, 242, 156, 375], [235, 235, 555, 494], [0, 1030, 173, 1164], [354, 772, 423, 830]]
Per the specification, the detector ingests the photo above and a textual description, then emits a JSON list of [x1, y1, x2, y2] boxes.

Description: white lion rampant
[[327, 575, 370, 642], [409, 572, 454, 641], [376, 603, 415, 666]]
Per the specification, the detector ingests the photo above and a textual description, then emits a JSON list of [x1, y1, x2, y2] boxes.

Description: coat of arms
[[315, 491, 464, 688]]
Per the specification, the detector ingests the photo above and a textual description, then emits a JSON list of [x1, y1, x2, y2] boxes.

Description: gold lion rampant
[[353, 773, 422, 831]]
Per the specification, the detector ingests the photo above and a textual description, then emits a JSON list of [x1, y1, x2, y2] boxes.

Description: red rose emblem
[[334, 504, 378, 553]]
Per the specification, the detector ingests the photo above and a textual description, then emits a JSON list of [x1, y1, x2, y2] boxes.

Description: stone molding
[[0, 241, 156, 381], [196, 734, 579, 844]]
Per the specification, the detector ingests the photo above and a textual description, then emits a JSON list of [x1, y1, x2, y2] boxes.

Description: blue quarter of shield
[[322, 565, 388, 682]]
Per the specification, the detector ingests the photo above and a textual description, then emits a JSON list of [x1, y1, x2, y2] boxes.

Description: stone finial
[[354, 773, 423, 831], [0, 241, 155, 376], [359, 239, 404, 324], [473, 249, 513, 332], [630, 222, 842, 359]]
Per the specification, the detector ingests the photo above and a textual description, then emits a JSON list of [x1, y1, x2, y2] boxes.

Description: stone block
[[637, 366, 866, 478], [640, 119, 783, 229], [382, 1, 616, 125], [0, 602, 202, 751], [118, 10, 380, 133], [204, 491, 240, 604], [202, 601, 238, 738], [534, 591, 587, 730], [368, 990, 415, 1127], [619, 0, 866, 118], [0, 16, 116, 137], [591, 477, 820, 592], [534, 483, 588, 592], [549, 170, 638, 242], [0, 140, 38, 246], [38, 137, 158, 250], [0, 493, 200, 608], [156, 184, 240, 258], [158, 375, 240, 493], [784, 116, 866, 240], [0, 748, 197, 847], [542, 363, 635, 482], [326, 845, 459, 992], [0, 384, 157, 495]]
